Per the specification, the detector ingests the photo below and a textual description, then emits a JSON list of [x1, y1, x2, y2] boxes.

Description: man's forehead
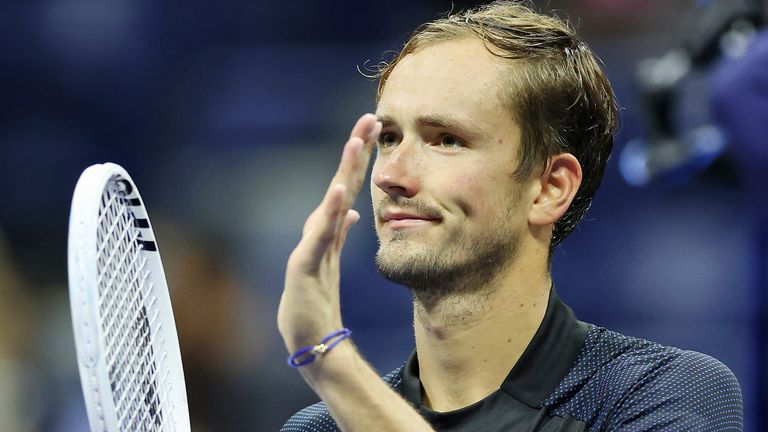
[[389, 39, 503, 89], [377, 38, 507, 118]]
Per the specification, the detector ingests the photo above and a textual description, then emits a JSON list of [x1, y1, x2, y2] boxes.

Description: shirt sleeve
[[279, 365, 404, 431], [605, 350, 743, 431], [280, 401, 340, 432]]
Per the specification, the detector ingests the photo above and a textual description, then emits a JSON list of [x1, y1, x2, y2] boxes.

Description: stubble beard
[[374, 217, 519, 310]]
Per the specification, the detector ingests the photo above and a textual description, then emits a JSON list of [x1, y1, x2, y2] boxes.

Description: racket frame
[[68, 163, 190, 432]]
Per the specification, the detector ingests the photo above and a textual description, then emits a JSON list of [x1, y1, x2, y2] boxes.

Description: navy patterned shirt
[[281, 291, 743, 431]]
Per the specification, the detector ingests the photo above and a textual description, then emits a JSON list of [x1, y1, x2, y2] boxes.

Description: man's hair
[[375, 0, 618, 252]]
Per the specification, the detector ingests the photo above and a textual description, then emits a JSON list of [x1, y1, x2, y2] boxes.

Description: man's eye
[[439, 134, 463, 149], [378, 132, 400, 148]]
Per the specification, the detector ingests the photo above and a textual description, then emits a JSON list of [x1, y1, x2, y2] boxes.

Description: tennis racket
[[67, 162, 190, 432]]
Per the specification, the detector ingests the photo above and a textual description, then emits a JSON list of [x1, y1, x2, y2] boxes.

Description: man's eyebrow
[[418, 114, 466, 130], [376, 114, 482, 139], [376, 114, 396, 126]]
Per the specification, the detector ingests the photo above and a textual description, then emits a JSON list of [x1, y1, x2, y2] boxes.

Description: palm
[[278, 114, 381, 352]]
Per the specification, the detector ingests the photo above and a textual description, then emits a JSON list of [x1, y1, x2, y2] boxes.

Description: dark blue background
[[0, 1, 763, 430]]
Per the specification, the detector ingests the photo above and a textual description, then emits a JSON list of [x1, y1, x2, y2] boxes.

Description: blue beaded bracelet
[[287, 328, 352, 367]]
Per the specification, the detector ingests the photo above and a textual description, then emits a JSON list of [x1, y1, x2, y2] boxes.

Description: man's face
[[372, 37, 531, 297]]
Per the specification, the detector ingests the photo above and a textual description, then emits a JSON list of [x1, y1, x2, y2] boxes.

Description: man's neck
[[412, 272, 551, 412]]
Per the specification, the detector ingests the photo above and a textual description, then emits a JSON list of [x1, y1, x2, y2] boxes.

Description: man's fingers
[[296, 114, 381, 271], [301, 190, 360, 269], [337, 209, 360, 251], [331, 114, 382, 204], [327, 115, 380, 238], [300, 183, 347, 271], [349, 113, 378, 141], [349, 113, 381, 161]]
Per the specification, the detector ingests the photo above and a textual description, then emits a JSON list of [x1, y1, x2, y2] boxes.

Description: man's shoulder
[[583, 326, 740, 388], [279, 366, 405, 432], [546, 325, 743, 430]]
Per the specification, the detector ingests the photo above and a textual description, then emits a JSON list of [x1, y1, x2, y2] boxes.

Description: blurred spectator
[[0, 229, 42, 431], [155, 219, 312, 430]]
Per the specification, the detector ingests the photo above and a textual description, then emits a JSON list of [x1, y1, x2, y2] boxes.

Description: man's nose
[[372, 143, 420, 198]]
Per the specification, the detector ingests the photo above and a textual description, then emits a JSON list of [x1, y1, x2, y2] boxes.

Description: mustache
[[375, 196, 443, 220]]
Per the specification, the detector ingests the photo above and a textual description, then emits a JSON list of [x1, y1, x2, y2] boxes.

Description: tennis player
[[278, 2, 744, 430]]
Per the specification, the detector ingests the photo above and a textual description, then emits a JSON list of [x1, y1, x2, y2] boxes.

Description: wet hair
[[375, 1, 618, 252]]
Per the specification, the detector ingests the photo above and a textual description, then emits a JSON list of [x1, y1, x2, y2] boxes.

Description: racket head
[[68, 163, 190, 432]]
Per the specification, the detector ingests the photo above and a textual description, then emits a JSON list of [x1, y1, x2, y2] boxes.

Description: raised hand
[[278, 113, 382, 353]]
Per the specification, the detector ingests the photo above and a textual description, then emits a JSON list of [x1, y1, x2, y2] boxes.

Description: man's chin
[[375, 246, 448, 284], [379, 229, 421, 244], [376, 241, 430, 264]]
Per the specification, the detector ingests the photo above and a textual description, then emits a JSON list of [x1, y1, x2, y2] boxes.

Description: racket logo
[[109, 179, 158, 252]]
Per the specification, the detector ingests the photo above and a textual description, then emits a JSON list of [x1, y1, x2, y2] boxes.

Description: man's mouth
[[380, 208, 441, 228]]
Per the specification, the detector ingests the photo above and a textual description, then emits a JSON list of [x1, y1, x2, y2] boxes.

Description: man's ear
[[528, 153, 582, 227]]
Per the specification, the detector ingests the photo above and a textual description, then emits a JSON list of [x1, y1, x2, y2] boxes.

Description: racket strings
[[96, 179, 172, 431], [100, 258, 147, 353], [120, 353, 175, 430]]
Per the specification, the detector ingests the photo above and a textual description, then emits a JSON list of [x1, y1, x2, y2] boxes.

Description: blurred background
[[0, 0, 766, 430]]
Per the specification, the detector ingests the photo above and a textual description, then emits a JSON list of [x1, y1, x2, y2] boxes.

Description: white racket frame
[[68, 163, 190, 432]]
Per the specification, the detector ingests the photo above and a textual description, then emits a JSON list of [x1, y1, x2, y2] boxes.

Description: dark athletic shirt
[[281, 291, 743, 431]]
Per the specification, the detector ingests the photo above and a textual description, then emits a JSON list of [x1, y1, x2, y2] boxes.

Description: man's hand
[[278, 113, 381, 353], [277, 114, 436, 432]]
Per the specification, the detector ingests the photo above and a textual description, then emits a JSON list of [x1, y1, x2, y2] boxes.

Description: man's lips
[[380, 209, 440, 228]]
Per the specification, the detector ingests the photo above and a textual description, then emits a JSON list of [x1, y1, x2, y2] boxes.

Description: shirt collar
[[401, 288, 589, 408]]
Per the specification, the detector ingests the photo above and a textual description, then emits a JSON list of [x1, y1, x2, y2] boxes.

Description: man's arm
[[277, 113, 434, 431]]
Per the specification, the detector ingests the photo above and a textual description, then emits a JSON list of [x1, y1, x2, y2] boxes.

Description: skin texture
[[278, 37, 583, 429], [372, 37, 528, 309]]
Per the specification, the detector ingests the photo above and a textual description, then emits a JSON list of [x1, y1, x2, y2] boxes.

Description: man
[[277, 2, 744, 431]]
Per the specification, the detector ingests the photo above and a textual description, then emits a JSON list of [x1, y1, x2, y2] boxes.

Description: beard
[[374, 196, 520, 308]]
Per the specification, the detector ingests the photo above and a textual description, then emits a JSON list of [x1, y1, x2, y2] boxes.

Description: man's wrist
[[298, 339, 361, 387], [287, 328, 352, 367]]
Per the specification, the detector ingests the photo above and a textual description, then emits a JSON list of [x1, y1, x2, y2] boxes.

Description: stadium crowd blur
[[0, 0, 765, 430]]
